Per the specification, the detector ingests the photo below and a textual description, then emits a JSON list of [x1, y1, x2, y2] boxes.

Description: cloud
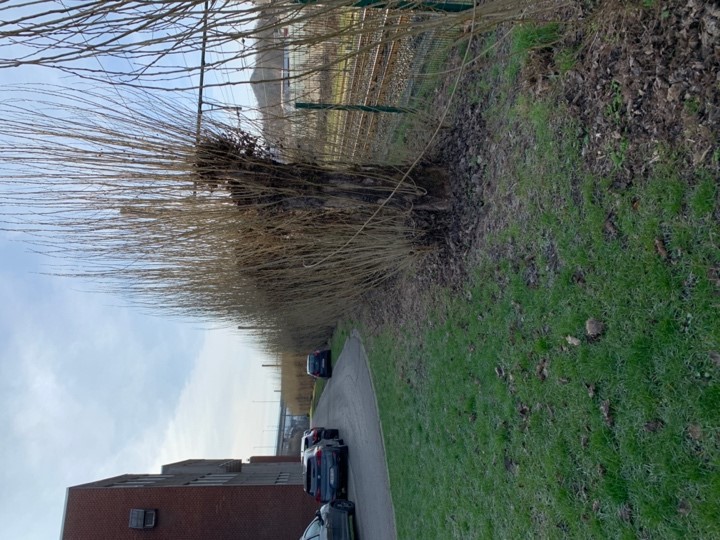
[[151, 328, 280, 468], [0, 240, 208, 539]]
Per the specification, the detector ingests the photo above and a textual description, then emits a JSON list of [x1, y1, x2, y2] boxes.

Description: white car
[[299, 500, 356, 540]]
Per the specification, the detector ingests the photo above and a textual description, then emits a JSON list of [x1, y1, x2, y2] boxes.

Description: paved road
[[312, 330, 397, 540]]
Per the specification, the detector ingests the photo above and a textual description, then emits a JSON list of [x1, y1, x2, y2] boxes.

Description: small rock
[[586, 319, 605, 338]]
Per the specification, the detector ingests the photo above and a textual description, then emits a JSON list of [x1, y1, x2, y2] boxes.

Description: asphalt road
[[311, 330, 397, 540]]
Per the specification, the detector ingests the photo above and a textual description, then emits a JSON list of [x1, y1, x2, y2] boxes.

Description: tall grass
[[0, 85, 434, 354], [0, 0, 557, 405]]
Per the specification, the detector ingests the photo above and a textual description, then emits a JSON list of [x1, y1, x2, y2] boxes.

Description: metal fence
[[248, 2, 464, 163]]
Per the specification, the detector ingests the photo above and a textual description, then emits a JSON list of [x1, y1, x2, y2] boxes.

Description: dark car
[[299, 500, 357, 540], [303, 440, 348, 503], [307, 349, 332, 378], [301, 427, 341, 458]]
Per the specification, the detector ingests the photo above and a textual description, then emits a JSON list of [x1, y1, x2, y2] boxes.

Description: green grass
[[350, 37, 720, 537]]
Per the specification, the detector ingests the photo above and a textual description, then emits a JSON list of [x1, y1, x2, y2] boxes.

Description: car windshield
[[307, 355, 319, 371]]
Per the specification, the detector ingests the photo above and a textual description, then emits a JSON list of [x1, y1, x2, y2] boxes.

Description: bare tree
[[0, 85, 446, 352]]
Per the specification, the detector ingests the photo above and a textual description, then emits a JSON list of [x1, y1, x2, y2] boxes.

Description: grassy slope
[[357, 24, 720, 540]]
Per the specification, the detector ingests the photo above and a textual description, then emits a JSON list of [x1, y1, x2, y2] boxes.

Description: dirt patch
[[353, 0, 719, 334]]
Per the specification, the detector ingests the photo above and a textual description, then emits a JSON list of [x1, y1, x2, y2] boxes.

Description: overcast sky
[[0, 15, 279, 538], [0, 233, 280, 539]]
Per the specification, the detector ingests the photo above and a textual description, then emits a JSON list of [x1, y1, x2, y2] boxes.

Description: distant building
[[61, 457, 318, 539]]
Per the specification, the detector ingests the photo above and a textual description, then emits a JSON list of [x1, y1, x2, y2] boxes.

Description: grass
[[349, 27, 720, 538]]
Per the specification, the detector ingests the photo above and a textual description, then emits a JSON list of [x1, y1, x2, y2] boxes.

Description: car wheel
[[331, 500, 355, 514]]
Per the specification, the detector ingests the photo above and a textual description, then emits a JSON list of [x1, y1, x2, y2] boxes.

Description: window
[[129, 509, 157, 529], [188, 473, 238, 486]]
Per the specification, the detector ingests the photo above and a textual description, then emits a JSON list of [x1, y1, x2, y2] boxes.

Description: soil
[[353, 0, 719, 334]]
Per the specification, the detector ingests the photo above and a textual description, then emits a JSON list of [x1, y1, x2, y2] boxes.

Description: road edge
[[350, 327, 398, 540]]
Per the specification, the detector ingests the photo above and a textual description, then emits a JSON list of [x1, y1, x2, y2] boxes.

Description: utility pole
[[194, 0, 210, 196]]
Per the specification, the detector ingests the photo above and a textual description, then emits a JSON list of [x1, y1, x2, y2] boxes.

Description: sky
[[0, 233, 281, 540], [0, 7, 278, 539]]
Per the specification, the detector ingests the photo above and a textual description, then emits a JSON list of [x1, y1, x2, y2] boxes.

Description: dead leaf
[[604, 216, 619, 237], [655, 237, 668, 259], [558, 377, 570, 384], [518, 403, 530, 418], [585, 383, 596, 398], [643, 419, 665, 433], [581, 435, 589, 448], [678, 499, 692, 516], [710, 351, 720, 368], [566, 335, 581, 346], [618, 503, 633, 523], [592, 500, 601, 513], [536, 358, 548, 381], [709, 267, 720, 287], [600, 400, 613, 426], [495, 366, 506, 379], [631, 197, 640, 211], [504, 456, 518, 474], [687, 424, 703, 441]]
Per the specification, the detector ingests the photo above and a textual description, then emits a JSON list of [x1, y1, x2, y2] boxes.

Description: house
[[61, 457, 318, 539]]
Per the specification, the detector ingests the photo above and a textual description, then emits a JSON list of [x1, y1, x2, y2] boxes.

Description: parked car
[[299, 499, 357, 540], [303, 439, 348, 503], [307, 349, 332, 378], [301, 427, 341, 458]]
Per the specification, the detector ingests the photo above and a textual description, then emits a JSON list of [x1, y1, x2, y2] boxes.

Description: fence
[[246, 1, 466, 163]]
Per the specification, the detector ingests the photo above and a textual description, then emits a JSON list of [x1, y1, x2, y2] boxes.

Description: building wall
[[62, 484, 319, 540]]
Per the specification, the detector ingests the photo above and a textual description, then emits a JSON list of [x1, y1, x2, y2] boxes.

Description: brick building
[[61, 457, 318, 539]]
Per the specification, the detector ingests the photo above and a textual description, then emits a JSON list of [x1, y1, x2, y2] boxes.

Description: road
[[311, 329, 397, 540]]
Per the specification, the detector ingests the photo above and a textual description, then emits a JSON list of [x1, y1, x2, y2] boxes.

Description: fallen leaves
[[536, 358, 548, 381], [655, 237, 669, 259], [600, 399, 614, 426], [643, 419, 665, 433], [518, 402, 530, 418], [604, 215, 619, 238]]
